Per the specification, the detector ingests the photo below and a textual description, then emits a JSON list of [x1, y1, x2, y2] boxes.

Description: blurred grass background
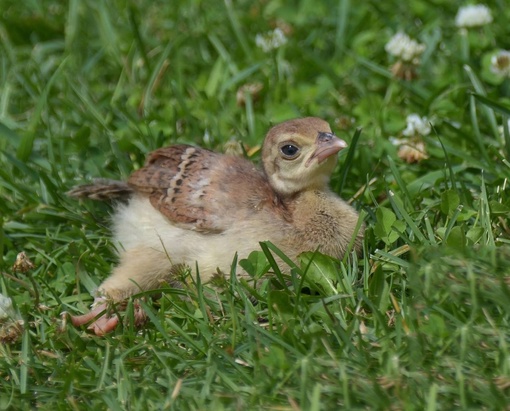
[[1, 0, 510, 409]]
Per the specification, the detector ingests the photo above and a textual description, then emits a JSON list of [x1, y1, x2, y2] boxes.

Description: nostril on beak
[[317, 132, 334, 142]]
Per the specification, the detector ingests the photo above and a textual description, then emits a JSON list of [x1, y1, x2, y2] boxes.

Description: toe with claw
[[70, 297, 148, 336]]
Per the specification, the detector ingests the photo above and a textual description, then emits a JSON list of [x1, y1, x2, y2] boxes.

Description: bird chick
[[69, 117, 364, 335]]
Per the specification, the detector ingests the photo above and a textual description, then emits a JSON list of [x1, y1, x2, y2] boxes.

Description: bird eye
[[279, 143, 300, 159]]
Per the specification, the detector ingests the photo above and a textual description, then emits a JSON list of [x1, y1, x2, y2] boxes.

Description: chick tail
[[67, 178, 134, 201]]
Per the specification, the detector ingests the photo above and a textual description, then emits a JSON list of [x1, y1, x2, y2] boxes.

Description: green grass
[[1, 0, 510, 409]]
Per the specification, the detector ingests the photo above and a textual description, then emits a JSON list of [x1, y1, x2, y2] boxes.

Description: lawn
[[1, 0, 510, 409]]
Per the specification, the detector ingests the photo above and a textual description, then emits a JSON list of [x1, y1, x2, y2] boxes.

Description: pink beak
[[306, 132, 347, 167]]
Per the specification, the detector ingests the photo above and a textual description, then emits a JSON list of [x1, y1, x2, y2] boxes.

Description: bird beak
[[306, 132, 347, 167]]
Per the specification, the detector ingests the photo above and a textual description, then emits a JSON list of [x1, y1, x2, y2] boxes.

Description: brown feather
[[67, 179, 133, 201], [127, 145, 291, 232]]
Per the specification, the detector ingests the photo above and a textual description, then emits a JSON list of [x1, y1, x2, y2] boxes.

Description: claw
[[70, 303, 108, 327], [70, 298, 147, 335], [87, 310, 120, 336], [70, 298, 120, 335]]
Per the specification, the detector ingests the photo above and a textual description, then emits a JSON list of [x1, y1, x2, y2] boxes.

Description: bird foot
[[70, 297, 147, 336], [70, 297, 119, 335]]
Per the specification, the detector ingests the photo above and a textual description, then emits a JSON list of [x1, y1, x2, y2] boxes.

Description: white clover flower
[[455, 4, 493, 28], [236, 82, 263, 107], [402, 114, 431, 137], [0, 294, 23, 343], [389, 137, 402, 146], [390, 114, 432, 162], [0, 294, 17, 322], [255, 28, 287, 52], [385, 32, 426, 63], [398, 140, 429, 163], [491, 50, 510, 78], [390, 136, 429, 163]]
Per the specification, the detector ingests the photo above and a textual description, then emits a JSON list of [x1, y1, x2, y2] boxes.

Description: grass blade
[[388, 190, 427, 244], [337, 127, 362, 195]]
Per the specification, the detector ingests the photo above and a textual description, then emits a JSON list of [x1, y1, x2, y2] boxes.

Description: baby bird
[[69, 117, 364, 335]]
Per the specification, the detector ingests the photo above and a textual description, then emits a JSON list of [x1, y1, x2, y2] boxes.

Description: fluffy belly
[[112, 196, 278, 279]]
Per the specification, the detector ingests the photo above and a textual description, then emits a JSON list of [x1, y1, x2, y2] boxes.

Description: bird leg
[[71, 247, 176, 335]]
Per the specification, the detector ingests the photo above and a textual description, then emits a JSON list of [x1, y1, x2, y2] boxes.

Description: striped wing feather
[[127, 145, 286, 233]]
